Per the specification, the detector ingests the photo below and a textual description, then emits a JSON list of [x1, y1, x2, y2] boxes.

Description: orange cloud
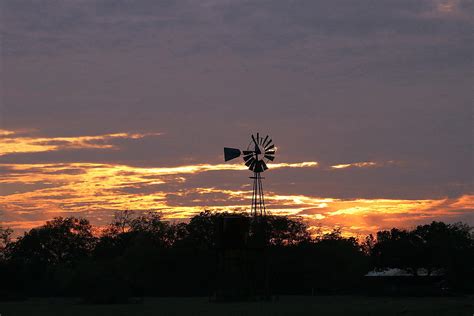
[[436, 0, 458, 13], [0, 129, 162, 155], [1, 159, 471, 237], [330, 161, 399, 170], [0, 133, 471, 237], [0, 161, 320, 221], [331, 161, 377, 169], [0, 130, 15, 137]]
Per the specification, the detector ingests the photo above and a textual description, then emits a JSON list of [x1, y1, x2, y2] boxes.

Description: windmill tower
[[224, 133, 275, 217], [220, 133, 275, 300]]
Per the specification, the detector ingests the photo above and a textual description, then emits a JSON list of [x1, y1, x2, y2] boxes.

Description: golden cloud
[[0, 161, 320, 218], [331, 161, 377, 169], [0, 129, 162, 155], [1, 159, 471, 237], [330, 160, 399, 170], [0, 131, 471, 237]]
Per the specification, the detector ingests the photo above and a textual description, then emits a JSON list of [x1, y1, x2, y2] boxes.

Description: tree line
[[0, 211, 472, 302]]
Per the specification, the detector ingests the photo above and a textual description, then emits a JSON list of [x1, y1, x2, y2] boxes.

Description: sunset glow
[[1, 140, 472, 237], [1, 0, 472, 240]]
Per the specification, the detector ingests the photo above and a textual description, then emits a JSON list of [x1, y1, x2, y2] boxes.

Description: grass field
[[1, 295, 473, 316]]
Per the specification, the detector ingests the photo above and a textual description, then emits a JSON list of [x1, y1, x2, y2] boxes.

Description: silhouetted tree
[[371, 228, 423, 275], [310, 229, 368, 292], [183, 210, 222, 249], [5, 217, 95, 296], [371, 221, 474, 289], [90, 211, 193, 298], [8, 217, 95, 267], [361, 233, 376, 255], [1, 212, 472, 299], [271, 228, 369, 294], [413, 222, 472, 274], [0, 225, 13, 261], [104, 210, 135, 236], [0, 226, 13, 299], [265, 215, 311, 246], [130, 211, 176, 246], [413, 222, 474, 289], [181, 211, 311, 248]]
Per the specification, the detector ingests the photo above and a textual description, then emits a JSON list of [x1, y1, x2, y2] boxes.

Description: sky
[[1, 0, 472, 237]]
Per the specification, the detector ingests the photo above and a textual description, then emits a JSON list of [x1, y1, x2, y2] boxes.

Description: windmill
[[224, 133, 275, 216]]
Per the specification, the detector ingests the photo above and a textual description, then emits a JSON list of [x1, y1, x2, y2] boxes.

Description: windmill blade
[[248, 159, 257, 171], [264, 138, 272, 147], [224, 134, 274, 173], [251, 134, 258, 146], [265, 144, 275, 151], [224, 147, 241, 161], [264, 154, 275, 161], [251, 134, 261, 154], [243, 154, 253, 163], [245, 157, 255, 167]]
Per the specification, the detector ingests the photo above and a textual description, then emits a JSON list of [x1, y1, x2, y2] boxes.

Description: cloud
[[1, 159, 472, 237], [1, 157, 471, 238], [0, 129, 162, 155], [0, 160, 320, 224], [3, 0, 472, 64], [328, 160, 402, 170], [331, 161, 378, 169], [0, 160, 349, 224], [301, 195, 474, 237]]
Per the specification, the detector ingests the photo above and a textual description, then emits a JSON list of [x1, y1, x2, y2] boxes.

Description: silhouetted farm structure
[[0, 211, 473, 303]]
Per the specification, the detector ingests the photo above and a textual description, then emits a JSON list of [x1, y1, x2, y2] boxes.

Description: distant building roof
[[366, 268, 445, 277]]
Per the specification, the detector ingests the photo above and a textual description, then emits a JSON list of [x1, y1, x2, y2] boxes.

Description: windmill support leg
[[258, 173, 266, 216], [251, 172, 257, 216], [251, 172, 266, 217]]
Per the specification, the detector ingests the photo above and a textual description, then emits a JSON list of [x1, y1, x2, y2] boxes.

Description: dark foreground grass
[[0, 295, 473, 316]]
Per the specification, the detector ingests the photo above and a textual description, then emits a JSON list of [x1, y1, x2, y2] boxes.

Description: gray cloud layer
[[1, 0, 472, 200]]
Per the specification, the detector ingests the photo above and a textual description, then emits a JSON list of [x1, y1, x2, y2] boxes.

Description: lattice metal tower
[[224, 133, 275, 216]]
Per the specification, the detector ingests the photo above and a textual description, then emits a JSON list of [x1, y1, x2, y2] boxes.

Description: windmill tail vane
[[224, 133, 275, 216]]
